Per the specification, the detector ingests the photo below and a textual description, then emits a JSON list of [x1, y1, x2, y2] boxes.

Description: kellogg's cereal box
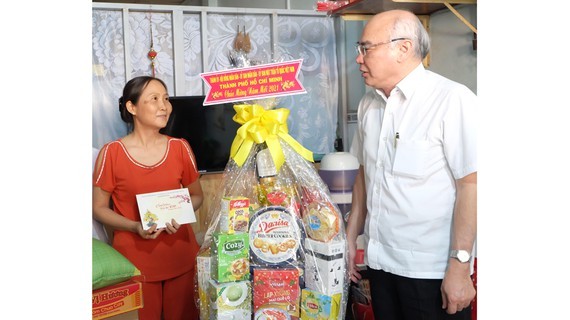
[[219, 196, 250, 234]]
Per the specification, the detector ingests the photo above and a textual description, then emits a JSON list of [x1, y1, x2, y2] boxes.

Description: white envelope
[[136, 188, 196, 230]]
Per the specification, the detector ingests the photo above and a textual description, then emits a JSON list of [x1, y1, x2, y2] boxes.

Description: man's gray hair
[[390, 14, 430, 59]]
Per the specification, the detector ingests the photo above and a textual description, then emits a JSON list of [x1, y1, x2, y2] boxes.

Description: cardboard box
[[211, 233, 250, 282], [103, 309, 138, 320], [219, 197, 250, 234], [253, 268, 300, 318], [304, 238, 345, 295], [208, 280, 252, 319], [300, 288, 341, 320], [92, 279, 143, 320]]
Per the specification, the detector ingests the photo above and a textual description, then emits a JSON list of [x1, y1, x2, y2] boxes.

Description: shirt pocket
[[392, 139, 429, 179]]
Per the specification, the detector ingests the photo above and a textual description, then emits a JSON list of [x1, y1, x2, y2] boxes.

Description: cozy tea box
[[304, 238, 345, 295], [211, 233, 250, 282], [253, 267, 300, 318], [92, 279, 143, 320], [219, 196, 250, 234], [208, 280, 252, 320], [300, 288, 341, 320]]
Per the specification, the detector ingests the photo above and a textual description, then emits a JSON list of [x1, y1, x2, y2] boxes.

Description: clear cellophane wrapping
[[196, 138, 349, 320]]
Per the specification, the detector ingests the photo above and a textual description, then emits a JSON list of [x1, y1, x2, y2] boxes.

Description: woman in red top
[[93, 76, 203, 320]]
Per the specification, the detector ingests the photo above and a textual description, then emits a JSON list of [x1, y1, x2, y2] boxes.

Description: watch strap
[[450, 249, 471, 263]]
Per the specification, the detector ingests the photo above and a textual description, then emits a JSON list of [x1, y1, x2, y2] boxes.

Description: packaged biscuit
[[211, 233, 250, 283], [249, 206, 304, 267], [253, 268, 300, 318], [302, 201, 339, 242]]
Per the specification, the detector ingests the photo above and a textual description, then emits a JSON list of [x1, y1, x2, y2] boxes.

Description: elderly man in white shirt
[[346, 9, 477, 320]]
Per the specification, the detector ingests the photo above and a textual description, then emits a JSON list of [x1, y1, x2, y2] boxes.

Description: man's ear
[[396, 39, 413, 63]]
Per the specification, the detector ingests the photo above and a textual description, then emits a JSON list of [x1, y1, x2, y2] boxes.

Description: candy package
[[196, 104, 349, 320]]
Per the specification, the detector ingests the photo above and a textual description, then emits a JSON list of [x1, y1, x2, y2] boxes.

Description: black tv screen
[[160, 96, 240, 174]]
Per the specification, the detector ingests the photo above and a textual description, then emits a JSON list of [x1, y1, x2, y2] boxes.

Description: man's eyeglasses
[[355, 38, 409, 56]]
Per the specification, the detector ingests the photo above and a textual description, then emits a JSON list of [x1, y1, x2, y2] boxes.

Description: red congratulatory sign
[[200, 59, 306, 105]]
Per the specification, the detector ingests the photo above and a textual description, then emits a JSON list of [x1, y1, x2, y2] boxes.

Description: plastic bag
[[195, 104, 349, 320]]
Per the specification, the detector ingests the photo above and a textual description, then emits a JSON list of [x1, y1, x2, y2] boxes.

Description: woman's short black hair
[[118, 76, 168, 124]]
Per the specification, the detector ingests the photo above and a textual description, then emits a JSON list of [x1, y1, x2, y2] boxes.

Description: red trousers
[[138, 268, 198, 320]]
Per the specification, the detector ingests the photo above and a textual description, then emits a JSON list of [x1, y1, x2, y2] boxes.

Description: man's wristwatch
[[450, 249, 471, 263]]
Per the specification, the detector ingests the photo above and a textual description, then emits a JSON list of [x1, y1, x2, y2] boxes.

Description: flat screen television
[[160, 96, 240, 174]]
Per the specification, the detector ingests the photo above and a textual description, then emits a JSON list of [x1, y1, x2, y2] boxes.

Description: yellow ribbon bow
[[230, 104, 314, 170]]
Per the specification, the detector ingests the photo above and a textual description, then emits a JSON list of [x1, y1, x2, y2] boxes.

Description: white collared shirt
[[350, 63, 477, 279]]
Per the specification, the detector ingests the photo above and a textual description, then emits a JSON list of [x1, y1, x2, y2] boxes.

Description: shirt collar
[[394, 62, 425, 99], [374, 62, 425, 101]]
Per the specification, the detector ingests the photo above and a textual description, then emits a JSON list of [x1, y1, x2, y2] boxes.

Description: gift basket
[[196, 27, 349, 318], [195, 102, 350, 320]]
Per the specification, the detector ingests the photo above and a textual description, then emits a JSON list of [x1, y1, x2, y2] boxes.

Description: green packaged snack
[[211, 233, 250, 282]]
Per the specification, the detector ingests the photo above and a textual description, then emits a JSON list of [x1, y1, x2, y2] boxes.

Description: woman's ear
[[126, 101, 136, 116]]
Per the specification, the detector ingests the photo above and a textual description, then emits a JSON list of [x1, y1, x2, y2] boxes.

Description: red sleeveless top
[[94, 137, 200, 281]]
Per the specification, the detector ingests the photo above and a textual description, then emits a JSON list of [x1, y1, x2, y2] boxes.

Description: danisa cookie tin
[[249, 206, 305, 266]]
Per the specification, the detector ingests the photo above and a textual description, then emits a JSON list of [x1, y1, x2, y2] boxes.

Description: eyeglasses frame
[[355, 38, 409, 56]]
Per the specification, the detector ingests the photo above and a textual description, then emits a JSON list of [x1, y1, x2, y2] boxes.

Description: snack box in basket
[[253, 267, 300, 318], [300, 288, 341, 320], [304, 238, 345, 295], [208, 279, 252, 320], [211, 232, 250, 282], [219, 196, 250, 234]]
